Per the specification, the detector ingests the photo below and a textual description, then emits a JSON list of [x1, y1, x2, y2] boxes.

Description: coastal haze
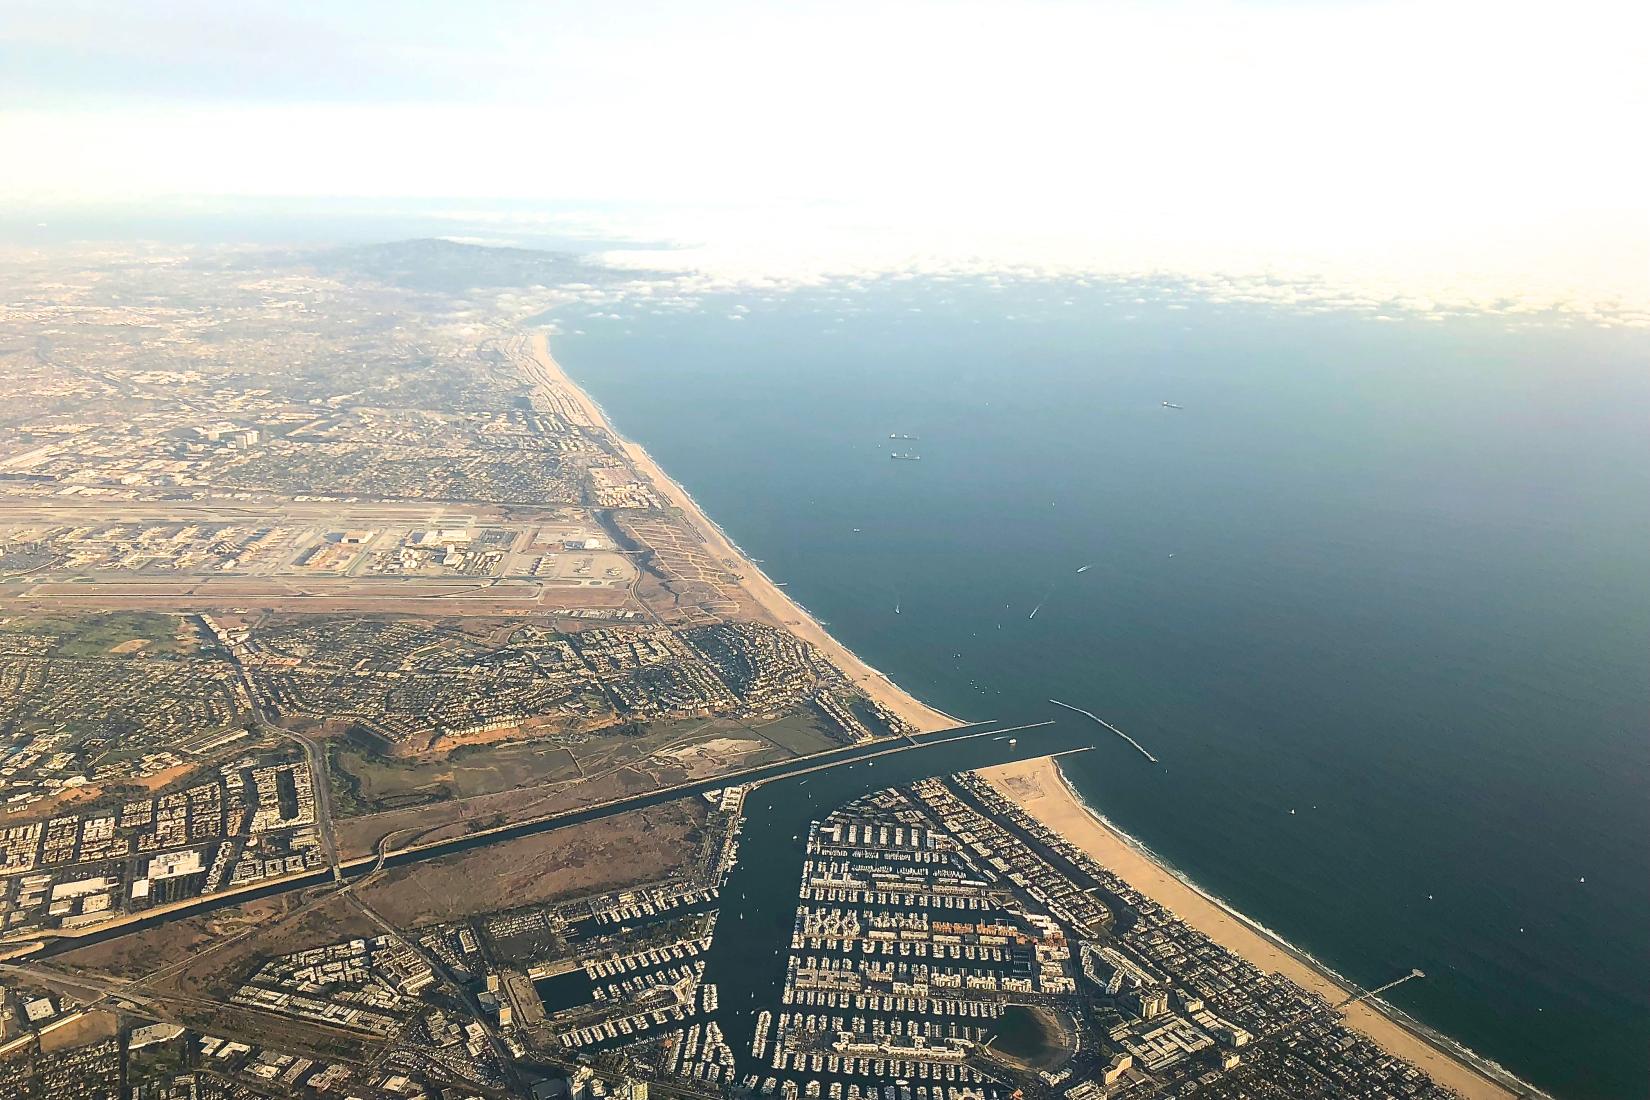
[[1, 1, 1647, 1098]]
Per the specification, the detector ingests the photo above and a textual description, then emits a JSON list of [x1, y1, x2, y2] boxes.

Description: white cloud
[[1, 0, 1645, 311]]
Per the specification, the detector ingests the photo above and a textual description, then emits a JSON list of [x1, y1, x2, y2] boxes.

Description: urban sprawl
[[0, 241, 1486, 1099]]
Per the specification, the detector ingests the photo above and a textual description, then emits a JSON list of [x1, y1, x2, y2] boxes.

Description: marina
[[517, 723, 1490, 1098], [546, 281, 1642, 1094]]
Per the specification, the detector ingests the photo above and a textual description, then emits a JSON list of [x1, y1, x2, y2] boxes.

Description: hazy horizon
[[4, 0, 1647, 316], [1, 6, 1647, 1092]]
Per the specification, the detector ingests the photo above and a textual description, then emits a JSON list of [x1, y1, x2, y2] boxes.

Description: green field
[[332, 737, 587, 812], [0, 611, 197, 657], [330, 709, 844, 815]]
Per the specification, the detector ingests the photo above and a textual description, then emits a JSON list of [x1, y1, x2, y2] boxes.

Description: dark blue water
[[544, 276, 1650, 1099]]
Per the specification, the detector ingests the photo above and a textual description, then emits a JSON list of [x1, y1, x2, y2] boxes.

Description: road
[[221, 638, 344, 883], [13, 718, 1051, 961], [342, 889, 523, 1093]]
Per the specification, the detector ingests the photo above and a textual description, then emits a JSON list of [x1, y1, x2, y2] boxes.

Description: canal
[[698, 721, 1095, 1082]]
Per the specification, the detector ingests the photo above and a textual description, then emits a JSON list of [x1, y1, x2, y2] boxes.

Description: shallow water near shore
[[542, 275, 1650, 1099]]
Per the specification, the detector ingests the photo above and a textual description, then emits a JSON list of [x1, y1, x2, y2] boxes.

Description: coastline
[[981, 756, 1537, 1100], [523, 328, 1535, 1100], [524, 332, 956, 735]]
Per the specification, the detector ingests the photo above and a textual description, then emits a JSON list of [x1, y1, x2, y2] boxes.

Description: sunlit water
[[545, 276, 1650, 1099]]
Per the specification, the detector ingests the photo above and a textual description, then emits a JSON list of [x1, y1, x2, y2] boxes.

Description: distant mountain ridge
[[305, 236, 624, 293]]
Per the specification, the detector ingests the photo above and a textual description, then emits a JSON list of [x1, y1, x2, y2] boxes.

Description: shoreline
[[524, 332, 956, 735], [524, 328, 1538, 1100], [981, 756, 1541, 1100]]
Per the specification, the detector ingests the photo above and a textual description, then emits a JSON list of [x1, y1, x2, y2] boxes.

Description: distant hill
[[303, 237, 634, 293]]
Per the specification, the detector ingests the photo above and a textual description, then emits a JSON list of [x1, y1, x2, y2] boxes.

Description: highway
[[16, 718, 1057, 961]]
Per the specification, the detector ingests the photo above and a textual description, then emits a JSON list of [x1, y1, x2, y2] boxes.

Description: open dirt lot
[[332, 712, 837, 857], [59, 797, 707, 1001]]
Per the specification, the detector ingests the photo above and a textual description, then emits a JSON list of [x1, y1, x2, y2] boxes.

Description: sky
[[2, 0, 1647, 311]]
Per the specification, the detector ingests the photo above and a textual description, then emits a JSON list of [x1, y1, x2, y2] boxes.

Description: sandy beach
[[523, 333, 955, 734], [524, 330, 1529, 1099], [981, 756, 1529, 1099]]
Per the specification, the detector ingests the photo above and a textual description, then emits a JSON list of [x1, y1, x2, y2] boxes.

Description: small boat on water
[[890, 452, 921, 461], [1162, 401, 1185, 410], [1076, 564, 1091, 573]]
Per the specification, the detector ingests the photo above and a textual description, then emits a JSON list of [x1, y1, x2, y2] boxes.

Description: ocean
[[543, 274, 1650, 1099]]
